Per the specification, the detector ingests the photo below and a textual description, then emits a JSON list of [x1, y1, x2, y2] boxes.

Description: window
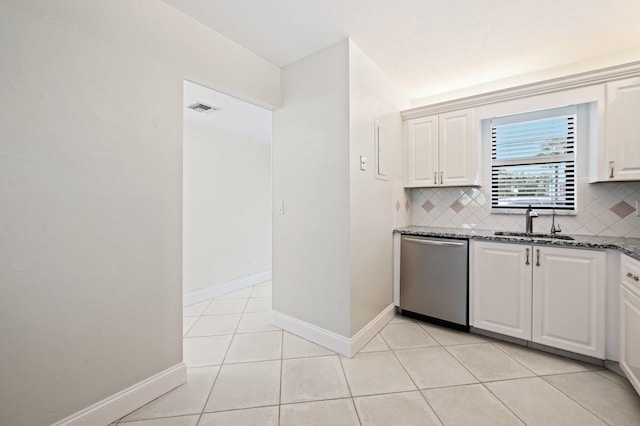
[[491, 106, 576, 211]]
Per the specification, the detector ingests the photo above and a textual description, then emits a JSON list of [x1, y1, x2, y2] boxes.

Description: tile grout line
[[489, 341, 539, 376], [183, 316, 198, 338], [430, 335, 528, 425], [336, 354, 361, 425], [415, 321, 503, 347], [191, 283, 276, 421], [217, 295, 250, 366], [348, 397, 362, 426], [118, 413, 203, 424], [182, 297, 216, 338], [423, 329, 527, 424], [450, 341, 599, 424], [414, 321, 447, 347], [279, 395, 372, 407], [385, 324, 448, 426], [195, 294, 246, 419], [426, 338, 482, 384], [593, 368, 640, 395], [479, 381, 528, 425], [184, 312, 244, 339], [540, 374, 612, 424]]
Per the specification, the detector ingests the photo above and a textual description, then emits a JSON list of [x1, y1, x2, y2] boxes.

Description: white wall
[[272, 39, 410, 342], [272, 41, 352, 337], [347, 41, 410, 335], [0, 1, 279, 425], [183, 88, 271, 294]]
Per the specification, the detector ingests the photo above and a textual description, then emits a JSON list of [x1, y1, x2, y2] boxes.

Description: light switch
[[276, 200, 284, 215], [360, 155, 367, 171]]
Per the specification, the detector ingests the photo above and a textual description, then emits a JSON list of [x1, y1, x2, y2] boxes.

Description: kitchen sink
[[494, 231, 574, 241]]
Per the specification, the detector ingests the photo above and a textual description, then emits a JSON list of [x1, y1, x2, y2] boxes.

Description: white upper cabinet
[[405, 115, 439, 187], [593, 77, 640, 182], [439, 110, 477, 186], [404, 108, 477, 187]]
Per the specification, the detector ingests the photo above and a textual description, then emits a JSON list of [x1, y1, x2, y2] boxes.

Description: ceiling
[[164, 0, 640, 101]]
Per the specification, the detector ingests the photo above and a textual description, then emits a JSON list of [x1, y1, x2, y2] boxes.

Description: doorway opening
[[181, 80, 273, 363]]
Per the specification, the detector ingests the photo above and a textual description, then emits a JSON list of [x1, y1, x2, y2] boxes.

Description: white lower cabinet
[[472, 241, 606, 358], [471, 242, 532, 340], [532, 246, 606, 357], [620, 254, 640, 394]]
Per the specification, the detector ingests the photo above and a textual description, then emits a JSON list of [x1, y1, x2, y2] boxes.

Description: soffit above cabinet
[[402, 61, 640, 119]]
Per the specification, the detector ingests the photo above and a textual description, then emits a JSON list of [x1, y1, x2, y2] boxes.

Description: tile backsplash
[[410, 179, 640, 237], [392, 181, 412, 229]]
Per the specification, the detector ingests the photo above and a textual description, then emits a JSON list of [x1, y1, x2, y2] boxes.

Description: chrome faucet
[[550, 210, 561, 235], [525, 205, 538, 233]]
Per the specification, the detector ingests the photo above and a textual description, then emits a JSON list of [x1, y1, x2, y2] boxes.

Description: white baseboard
[[183, 271, 272, 306], [272, 311, 352, 356], [350, 304, 396, 355], [272, 304, 395, 357], [52, 362, 187, 426]]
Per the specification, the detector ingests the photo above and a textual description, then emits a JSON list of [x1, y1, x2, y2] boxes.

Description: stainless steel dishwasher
[[399, 235, 469, 331]]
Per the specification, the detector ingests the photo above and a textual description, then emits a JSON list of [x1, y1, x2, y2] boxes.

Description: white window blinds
[[491, 106, 576, 211]]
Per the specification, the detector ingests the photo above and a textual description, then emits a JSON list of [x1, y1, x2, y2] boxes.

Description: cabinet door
[[471, 241, 532, 340], [439, 109, 477, 186], [532, 246, 606, 358], [405, 115, 439, 187], [620, 286, 640, 395], [605, 77, 640, 181]]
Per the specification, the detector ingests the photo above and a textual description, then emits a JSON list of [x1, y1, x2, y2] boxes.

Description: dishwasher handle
[[402, 237, 465, 248]]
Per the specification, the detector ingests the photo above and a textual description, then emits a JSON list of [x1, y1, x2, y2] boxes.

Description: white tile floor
[[113, 281, 640, 426]]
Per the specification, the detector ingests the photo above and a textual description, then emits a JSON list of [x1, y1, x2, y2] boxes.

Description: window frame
[[489, 105, 578, 213]]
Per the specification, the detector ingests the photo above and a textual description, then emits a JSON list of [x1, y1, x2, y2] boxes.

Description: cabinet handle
[[434, 172, 437, 185], [440, 171, 443, 185], [525, 248, 530, 265], [627, 272, 639, 281], [402, 237, 465, 247], [536, 249, 541, 267], [610, 161, 615, 179]]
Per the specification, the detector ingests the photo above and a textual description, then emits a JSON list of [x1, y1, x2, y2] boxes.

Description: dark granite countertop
[[395, 226, 640, 262]]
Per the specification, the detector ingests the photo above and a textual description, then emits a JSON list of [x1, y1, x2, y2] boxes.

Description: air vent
[[187, 102, 221, 113]]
